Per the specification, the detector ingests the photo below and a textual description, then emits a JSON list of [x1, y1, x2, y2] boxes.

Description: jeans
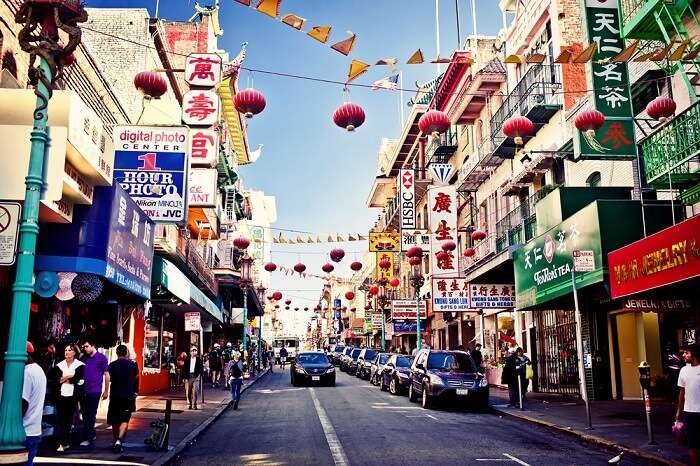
[[25, 435, 41, 466], [80, 392, 101, 441], [230, 379, 242, 403]]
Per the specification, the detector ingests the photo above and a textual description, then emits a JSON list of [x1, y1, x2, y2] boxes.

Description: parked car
[[329, 345, 345, 365], [355, 348, 378, 379], [345, 348, 363, 375], [339, 347, 354, 372], [290, 351, 336, 387], [407, 349, 488, 410], [369, 353, 392, 385], [380, 354, 413, 395]]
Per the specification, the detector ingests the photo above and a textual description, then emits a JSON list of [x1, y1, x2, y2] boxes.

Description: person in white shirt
[[23, 341, 46, 466], [53, 344, 85, 452], [676, 343, 700, 466]]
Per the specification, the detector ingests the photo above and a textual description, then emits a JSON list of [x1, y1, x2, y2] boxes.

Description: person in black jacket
[[502, 348, 519, 407], [183, 346, 204, 410], [471, 343, 483, 372], [53, 344, 85, 452]]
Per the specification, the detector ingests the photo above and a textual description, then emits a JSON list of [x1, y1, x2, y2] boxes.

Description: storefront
[[607, 214, 700, 400]]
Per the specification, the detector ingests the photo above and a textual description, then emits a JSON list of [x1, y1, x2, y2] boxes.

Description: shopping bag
[[672, 421, 687, 446], [525, 363, 534, 380]]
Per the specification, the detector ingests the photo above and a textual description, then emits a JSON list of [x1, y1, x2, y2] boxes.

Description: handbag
[[672, 421, 687, 446], [525, 363, 534, 380]]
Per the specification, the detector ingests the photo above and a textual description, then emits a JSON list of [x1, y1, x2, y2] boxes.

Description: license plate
[[456, 388, 469, 396], [312, 376, 320, 381]]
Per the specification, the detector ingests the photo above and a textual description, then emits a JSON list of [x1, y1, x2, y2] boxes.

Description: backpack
[[231, 362, 242, 379]]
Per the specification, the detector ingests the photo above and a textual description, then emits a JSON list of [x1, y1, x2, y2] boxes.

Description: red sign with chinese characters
[[428, 185, 458, 277], [608, 215, 700, 299]]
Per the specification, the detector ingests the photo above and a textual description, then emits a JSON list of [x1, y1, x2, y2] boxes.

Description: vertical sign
[[375, 252, 395, 281], [182, 90, 221, 126], [399, 169, 416, 230], [428, 184, 458, 278], [188, 168, 218, 207], [575, 0, 635, 159], [188, 129, 219, 167], [185, 53, 222, 88]]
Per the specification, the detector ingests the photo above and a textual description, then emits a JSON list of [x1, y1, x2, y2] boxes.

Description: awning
[[215, 273, 265, 317]]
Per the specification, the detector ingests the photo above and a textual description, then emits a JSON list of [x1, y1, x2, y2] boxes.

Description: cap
[[214, 343, 220, 347], [26, 341, 35, 353]]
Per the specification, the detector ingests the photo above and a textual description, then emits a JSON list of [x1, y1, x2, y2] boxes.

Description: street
[[171, 370, 645, 466]]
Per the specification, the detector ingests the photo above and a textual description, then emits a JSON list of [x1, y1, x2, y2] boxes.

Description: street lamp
[[256, 284, 266, 368], [376, 282, 390, 351], [239, 252, 253, 352], [0, 2, 87, 462], [409, 259, 425, 352]]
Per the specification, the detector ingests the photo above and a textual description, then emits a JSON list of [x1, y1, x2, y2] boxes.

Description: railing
[[457, 138, 497, 188], [619, 0, 646, 25], [426, 126, 459, 165], [642, 99, 700, 185], [154, 225, 217, 295], [494, 186, 556, 252]]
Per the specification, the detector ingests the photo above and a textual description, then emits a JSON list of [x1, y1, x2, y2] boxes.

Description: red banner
[[608, 215, 700, 298]]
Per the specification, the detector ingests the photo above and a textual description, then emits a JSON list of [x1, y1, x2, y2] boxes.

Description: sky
[[88, 0, 502, 332]]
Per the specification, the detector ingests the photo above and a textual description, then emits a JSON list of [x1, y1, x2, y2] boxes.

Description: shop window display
[[144, 321, 161, 369]]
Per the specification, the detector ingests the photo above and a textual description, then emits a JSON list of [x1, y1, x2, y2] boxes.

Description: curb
[[152, 370, 270, 466], [491, 405, 683, 466]]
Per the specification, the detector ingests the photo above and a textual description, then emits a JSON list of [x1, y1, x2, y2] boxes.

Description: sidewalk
[[490, 387, 687, 466], [36, 370, 269, 465]]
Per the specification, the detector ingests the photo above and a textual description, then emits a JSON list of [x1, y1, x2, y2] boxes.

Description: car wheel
[[421, 384, 433, 409], [328, 377, 336, 387], [408, 382, 418, 402], [380, 375, 388, 391], [389, 377, 397, 395]]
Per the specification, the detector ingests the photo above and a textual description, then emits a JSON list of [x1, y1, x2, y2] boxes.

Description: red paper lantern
[[272, 291, 282, 301], [285, 299, 291, 305], [436, 251, 450, 262], [365, 304, 372, 310], [471, 230, 487, 241], [330, 248, 345, 262], [333, 102, 365, 131], [574, 109, 605, 136], [345, 291, 355, 300], [409, 256, 422, 266], [378, 258, 391, 270], [441, 240, 457, 252], [275, 305, 280, 309], [350, 307, 356, 312], [464, 247, 476, 257], [322, 263, 335, 273], [285, 306, 290, 310], [418, 109, 450, 136], [389, 277, 400, 288], [235, 88, 266, 118], [368, 285, 379, 296], [503, 115, 534, 145], [646, 96, 676, 123], [406, 246, 423, 258], [294, 307, 299, 311], [304, 307, 309, 311], [233, 236, 250, 250], [350, 261, 362, 271], [294, 263, 306, 274], [134, 71, 168, 99], [264, 262, 277, 272]]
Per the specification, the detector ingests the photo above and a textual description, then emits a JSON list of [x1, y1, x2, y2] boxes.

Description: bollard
[[163, 399, 172, 451]]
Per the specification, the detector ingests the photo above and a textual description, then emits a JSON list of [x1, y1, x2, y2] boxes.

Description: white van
[[272, 337, 300, 362]]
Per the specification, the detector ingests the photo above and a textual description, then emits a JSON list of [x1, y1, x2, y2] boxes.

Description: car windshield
[[334, 346, 345, 353], [378, 354, 390, 364], [351, 349, 362, 360], [298, 353, 329, 365], [427, 352, 476, 372], [363, 350, 377, 360], [396, 356, 412, 367]]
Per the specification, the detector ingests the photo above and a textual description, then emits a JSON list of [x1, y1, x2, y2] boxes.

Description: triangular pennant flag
[[306, 236, 314, 244], [683, 46, 700, 61], [430, 56, 451, 64], [348, 234, 356, 241], [294, 235, 302, 243], [255, 0, 281, 18], [287, 238, 296, 244], [307, 25, 332, 43], [650, 43, 674, 62], [526, 53, 546, 64], [573, 42, 597, 63], [406, 49, 424, 64], [611, 41, 638, 63], [358, 234, 366, 240], [315, 236, 321, 243], [281, 13, 305, 30], [273, 237, 279, 243], [504, 54, 522, 64], [327, 235, 334, 242], [336, 234, 343, 242], [553, 50, 572, 64], [375, 58, 397, 66], [235, 0, 251, 5], [346, 59, 369, 84], [668, 41, 688, 61], [330, 31, 356, 56]]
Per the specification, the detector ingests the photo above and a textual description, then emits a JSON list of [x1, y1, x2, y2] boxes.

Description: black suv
[[355, 348, 378, 379], [291, 351, 336, 386], [407, 349, 488, 410], [345, 348, 363, 375], [379, 354, 413, 395]]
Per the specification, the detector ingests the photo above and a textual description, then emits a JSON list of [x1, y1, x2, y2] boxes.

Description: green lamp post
[[410, 258, 425, 352], [239, 250, 253, 352], [0, 2, 86, 462], [256, 284, 266, 368]]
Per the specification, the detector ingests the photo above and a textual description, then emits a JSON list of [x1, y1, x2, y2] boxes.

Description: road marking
[[253, 388, 306, 394], [371, 405, 422, 410], [503, 454, 530, 466], [309, 388, 349, 466], [476, 454, 531, 466]]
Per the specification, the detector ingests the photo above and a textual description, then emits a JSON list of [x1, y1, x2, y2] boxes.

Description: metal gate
[[535, 310, 579, 395]]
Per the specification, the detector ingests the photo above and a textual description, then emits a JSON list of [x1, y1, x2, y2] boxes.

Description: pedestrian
[[79, 338, 109, 447], [209, 343, 222, 388], [676, 343, 700, 466], [267, 347, 275, 373], [279, 346, 288, 369], [502, 348, 519, 408], [176, 350, 187, 385], [515, 348, 531, 407], [183, 346, 203, 410], [53, 343, 85, 452], [229, 353, 244, 410], [471, 343, 483, 372], [106, 344, 139, 454], [23, 341, 46, 466]]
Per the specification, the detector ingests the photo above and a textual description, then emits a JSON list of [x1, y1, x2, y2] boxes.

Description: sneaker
[[112, 441, 123, 453], [56, 445, 65, 452], [79, 440, 91, 447]]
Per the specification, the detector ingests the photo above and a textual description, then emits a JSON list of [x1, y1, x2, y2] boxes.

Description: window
[[143, 320, 161, 369], [586, 171, 602, 187]]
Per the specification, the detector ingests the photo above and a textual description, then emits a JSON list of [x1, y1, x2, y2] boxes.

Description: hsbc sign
[[399, 169, 416, 230]]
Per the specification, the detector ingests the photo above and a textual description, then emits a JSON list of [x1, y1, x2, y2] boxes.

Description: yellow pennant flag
[[327, 235, 335, 242], [406, 49, 424, 64], [281, 14, 305, 30], [307, 25, 332, 44], [330, 31, 356, 56], [336, 234, 344, 242], [306, 236, 315, 244], [255, 0, 281, 18], [346, 59, 369, 84]]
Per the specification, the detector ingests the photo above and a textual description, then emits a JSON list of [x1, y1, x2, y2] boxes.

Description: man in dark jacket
[[183, 346, 203, 410], [502, 349, 519, 407], [471, 343, 483, 372]]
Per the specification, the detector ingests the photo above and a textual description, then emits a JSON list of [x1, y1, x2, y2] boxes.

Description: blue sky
[[89, 0, 502, 317]]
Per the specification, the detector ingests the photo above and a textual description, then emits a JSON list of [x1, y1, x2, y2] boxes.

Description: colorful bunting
[[573, 42, 597, 64], [525, 53, 546, 64], [375, 58, 397, 67], [406, 49, 424, 64], [281, 13, 305, 30], [307, 25, 332, 44], [235, 0, 251, 5], [330, 31, 357, 56], [346, 59, 369, 84], [255, 0, 281, 18]]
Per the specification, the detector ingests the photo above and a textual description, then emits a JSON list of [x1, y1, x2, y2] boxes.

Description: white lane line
[[475, 454, 530, 465], [503, 453, 531, 466], [309, 387, 350, 466]]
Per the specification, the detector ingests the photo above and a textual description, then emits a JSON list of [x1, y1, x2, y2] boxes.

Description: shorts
[[107, 397, 136, 425], [280, 357, 287, 363], [685, 411, 700, 449]]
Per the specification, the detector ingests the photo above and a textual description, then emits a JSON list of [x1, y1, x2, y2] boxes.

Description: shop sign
[[184, 312, 202, 331], [391, 300, 427, 320], [188, 129, 218, 167], [188, 168, 218, 207], [469, 284, 516, 309], [369, 231, 400, 252], [371, 312, 383, 330], [608, 215, 700, 298], [399, 169, 416, 230], [428, 185, 458, 277], [573, 249, 596, 272], [375, 252, 395, 281], [41, 198, 73, 223], [575, 0, 635, 160], [63, 161, 94, 203], [401, 229, 430, 252], [0, 202, 20, 266], [182, 90, 220, 126], [185, 53, 222, 88], [432, 277, 470, 312], [393, 320, 428, 334], [113, 125, 189, 223], [68, 96, 114, 183], [622, 298, 692, 312], [514, 202, 604, 309]]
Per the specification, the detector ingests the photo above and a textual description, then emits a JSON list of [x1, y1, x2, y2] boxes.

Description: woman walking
[[53, 344, 85, 451]]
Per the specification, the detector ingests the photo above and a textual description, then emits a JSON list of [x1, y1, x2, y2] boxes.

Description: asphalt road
[[170, 369, 645, 466]]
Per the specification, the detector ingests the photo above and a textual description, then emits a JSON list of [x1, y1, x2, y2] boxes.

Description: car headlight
[[326, 367, 335, 373], [398, 372, 409, 379], [295, 367, 306, 374], [479, 377, 488, 388], [428, 374, 444, 386]]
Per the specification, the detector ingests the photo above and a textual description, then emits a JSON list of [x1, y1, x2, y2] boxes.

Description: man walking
[[676, 343, 700, 466], [23, 342, 46, 466], [209, 344, 222, 388], [106, 345, 138, 453], [184, 346, 203, 409], [229, 353, 244, 410], [79, 338, 109, 446], [279, 346, 288, 369]]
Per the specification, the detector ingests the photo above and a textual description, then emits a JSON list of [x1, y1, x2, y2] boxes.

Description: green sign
[[575, 0, 636, 159], [513, 202, 605, 309]]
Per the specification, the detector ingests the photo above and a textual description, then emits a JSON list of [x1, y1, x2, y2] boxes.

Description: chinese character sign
[[369, 231, 400, 252], [431, 278, 470, 312], [401, 229, 431, 252], [188, 129, 218, 166], [468, 284, 515, 309], [185, 53, 222, 87], [375, 252, 395, 281], [182, 90, 220, 126], [428, 185, 458, 277]]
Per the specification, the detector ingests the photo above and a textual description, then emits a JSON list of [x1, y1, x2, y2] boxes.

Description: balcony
[[426, 126, 459, 166], [494, 187, 555, 253], [619, 0, 693, 41], [458, 138, 503, 192], [490, 65, 563, 158], [462, 232, 499, 273], [641, 99, 700, 192]]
